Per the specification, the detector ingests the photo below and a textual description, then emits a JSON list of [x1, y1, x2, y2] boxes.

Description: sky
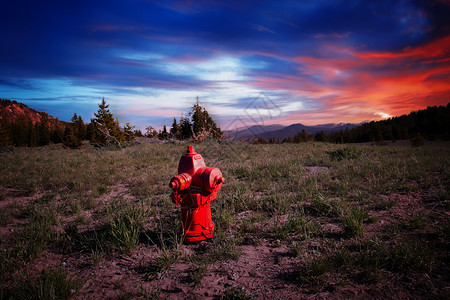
[[1, 0, 449, 131]]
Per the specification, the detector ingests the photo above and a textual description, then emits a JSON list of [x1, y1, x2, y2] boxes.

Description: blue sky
[[1, 0, 449, 130]]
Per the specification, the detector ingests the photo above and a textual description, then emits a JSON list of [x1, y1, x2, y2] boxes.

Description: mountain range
[[225, 122, 359, 141]]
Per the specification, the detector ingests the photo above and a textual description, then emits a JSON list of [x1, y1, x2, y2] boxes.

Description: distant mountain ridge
[[0, 99, 67, 129], [0, 99, 69, 147], [225, 122, 358, 141]]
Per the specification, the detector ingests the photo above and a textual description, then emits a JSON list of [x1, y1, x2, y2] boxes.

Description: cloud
[[0, 0, 449, 128], [238, 33, 450, 124]]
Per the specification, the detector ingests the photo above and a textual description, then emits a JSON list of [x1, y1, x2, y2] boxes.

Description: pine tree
[[71, 113, 80, 138], [179, 116, 192, 140], [170, 117, 179, 139], [133, 129, 143, 137], [50, 126, 64, 144], [76, 115, 86, 141], [158, 125, 169, 140], [189, 97, 222, 140], [63, 126, 82, 149], [314, 131, 326, 142], [282, 137, 293, 143], [27, 119, 37, 147], [90, 98, 124, 146], [294, 129, 309, 143], [12, 116, 28, 146], [123, 122, 135, 141], [0, 120, 11, 146], [63, 113, 84, 148], [37, 114, 50, 146], [85, 121, 95, 141], [191, 98, 207, 135]]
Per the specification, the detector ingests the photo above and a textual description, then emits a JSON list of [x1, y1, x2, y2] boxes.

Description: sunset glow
[[0, 0, 449, 130]]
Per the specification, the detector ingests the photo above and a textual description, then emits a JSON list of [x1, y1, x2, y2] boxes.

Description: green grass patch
[[355, 238, 433, 273], [106, 198, 151, 254], [272, 213, 320, 240], [327, 146, 361, 161], [205, 232, 241, 263], [340, 205, 368, 237], [1, 267, 80, 300]]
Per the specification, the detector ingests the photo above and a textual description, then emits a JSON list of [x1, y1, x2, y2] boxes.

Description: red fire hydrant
[[169, 145, 224, 242]]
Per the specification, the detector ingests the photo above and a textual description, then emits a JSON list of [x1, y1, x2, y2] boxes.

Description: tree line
[[1, 98, 448, 148], [329, 103, 450, 144], [0, 113, 65, 147], [0, 97, 222, 148]]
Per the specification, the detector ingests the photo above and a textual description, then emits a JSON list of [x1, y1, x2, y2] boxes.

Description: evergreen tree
[[71, 113, 80, 138], [133, 129, 143, 137], [37, 114, 50, 146], [0, 120, 11, 146], [191, 99, 207, 135], [314, 131, 326, 142], [158, 125, 169, 140], [123, 122, 135, 141], [170, 117, 179, 139], [294, 129, 309, 143], [179, 116, 192, 139], [63, 113, 83, 149], [75, 115, 86, 141], [145, 125, 158, 138], [85, 120, 95, 141], [190, 97, 222, 140], [27, 119, 37, 147], [51, 127, 64, 144], [12, 116, 29, 146], [63, 126, 82, 149], [90, 98, 124, 146], [252, 137, 267, 144]]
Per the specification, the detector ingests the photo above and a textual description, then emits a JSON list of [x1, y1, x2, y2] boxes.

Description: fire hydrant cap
[[186, 145, 197, 156], [201, 167, 224, 193]]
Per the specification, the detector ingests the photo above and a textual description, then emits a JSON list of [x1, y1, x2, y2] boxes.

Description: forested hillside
[[329, 103, 450, 143], [0, 99, 67, 146]]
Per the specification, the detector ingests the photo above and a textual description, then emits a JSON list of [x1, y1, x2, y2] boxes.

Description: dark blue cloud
[[0, 0, 444, 79]]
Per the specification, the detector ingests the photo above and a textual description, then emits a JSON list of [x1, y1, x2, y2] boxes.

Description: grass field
[[0, 141, 449, 299]]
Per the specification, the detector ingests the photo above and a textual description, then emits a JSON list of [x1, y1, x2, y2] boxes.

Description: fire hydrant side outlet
[[169, 145, 224, 242]]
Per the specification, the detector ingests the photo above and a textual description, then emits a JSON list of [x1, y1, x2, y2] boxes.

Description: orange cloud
[[249, 36, 450, 124], [353, 36, 450, 60]]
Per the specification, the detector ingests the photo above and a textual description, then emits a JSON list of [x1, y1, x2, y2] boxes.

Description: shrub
[[341, 206, 368, 237], [327, 146, 361, 161]]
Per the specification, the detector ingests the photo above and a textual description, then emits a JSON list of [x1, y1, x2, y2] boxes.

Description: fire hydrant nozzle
[[169, 145, 224, 242], [169, 172, 192, 191]]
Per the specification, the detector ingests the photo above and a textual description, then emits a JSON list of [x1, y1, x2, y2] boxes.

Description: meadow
[[0, 141, 449, 299]]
